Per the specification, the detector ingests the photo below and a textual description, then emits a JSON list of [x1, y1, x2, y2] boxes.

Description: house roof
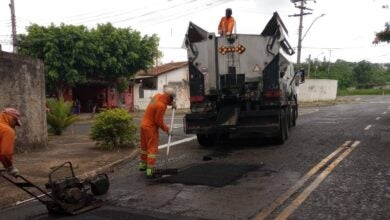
[[136, 61, 187, 78]]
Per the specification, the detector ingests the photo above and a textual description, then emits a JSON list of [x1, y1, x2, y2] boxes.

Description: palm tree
[[47, 98, 78, 135]]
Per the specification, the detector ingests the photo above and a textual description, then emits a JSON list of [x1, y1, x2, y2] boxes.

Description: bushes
[[90, 108, 137, 150], [47, 98, 79, 135]]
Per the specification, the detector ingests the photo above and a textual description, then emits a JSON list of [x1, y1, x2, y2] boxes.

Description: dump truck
[[183, 12, 305, 147]]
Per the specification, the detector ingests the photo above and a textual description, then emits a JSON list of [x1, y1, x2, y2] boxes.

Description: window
[[141, 78, 157, 90], [139, 87, 144, 98]]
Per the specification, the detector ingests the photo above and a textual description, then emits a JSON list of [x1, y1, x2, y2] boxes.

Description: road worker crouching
[[0, 108, 22, 177]]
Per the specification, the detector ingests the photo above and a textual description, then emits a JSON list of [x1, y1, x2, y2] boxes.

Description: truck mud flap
[[216, 105, 240, 126]]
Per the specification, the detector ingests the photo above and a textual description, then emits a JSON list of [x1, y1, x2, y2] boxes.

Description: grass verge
[[338, 89, 390, 96]]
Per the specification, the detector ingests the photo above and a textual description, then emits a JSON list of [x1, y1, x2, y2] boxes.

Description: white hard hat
[[164, 87, 176, 98]]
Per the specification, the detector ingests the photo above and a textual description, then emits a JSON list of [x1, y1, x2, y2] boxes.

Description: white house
[[133, 61, 190, 110]]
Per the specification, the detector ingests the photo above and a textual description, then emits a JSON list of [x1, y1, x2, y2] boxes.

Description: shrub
[[47, 98, 79, 135], [90, 108, 137, 150]]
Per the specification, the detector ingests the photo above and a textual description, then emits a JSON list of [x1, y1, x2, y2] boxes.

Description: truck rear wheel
[[197, 134, 216, 147], [276, 110, 288, 145], [292, 106, 297, 127], [292, 95, 298, 127]]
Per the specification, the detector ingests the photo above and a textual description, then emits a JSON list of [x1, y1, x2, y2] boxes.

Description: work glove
[[7, 166, 20, 177], [172, 102, 177, 109]]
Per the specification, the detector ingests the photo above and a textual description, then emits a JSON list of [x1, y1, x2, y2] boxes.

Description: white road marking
[[376, 117, 381, 120], [364, 125, 372, 130], [15, 195, 47, 206], [159, 136, 197, 149], [275, 141, 360, 220], [383, 112, 387, 115], [253, 141, 352, 220]]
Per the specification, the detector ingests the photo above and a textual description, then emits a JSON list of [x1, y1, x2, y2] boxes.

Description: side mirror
[[291, 69, 305, 86], [300, 69, 305, 84]]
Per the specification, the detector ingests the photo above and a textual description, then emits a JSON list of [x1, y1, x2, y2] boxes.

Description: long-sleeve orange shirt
[[218, 16, 236, 35], [141, 93, 171, 132], [0, 113, 16, 168]]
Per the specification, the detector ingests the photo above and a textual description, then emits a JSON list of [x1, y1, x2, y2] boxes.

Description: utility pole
[[307, 54, 311, 78], [9, 0, 18, 53], [327, 49, 332, 75], [289, 0, 313, 67]]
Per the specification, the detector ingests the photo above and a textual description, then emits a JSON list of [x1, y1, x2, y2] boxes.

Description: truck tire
[[288, 105, 293, 128], [292, 106, 297, 127], [197, 134, 216, 147], [276, 110, 288, 145], [292, 95, 298, 127]]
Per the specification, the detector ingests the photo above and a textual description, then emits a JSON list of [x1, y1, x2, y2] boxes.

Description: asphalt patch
[[160, 163, 260, 187]]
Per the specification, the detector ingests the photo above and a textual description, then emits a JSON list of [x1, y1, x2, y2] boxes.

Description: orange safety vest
[[0, 113, 16, 168], [218, 16, 236, 35], [141, 93, 171, 132]]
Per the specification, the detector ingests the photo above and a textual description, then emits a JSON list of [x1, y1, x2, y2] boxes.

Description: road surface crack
[[158, 188, 184, 209]]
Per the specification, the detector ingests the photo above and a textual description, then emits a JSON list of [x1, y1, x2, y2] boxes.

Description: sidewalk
[[0, 125, 138, 209], [0, 108, 189, 209]]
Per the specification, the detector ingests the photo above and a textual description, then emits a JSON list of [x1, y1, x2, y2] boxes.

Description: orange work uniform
[[0, 113, 16, 169], [218, 16, 235, 35], [140, 93, 172, 169]]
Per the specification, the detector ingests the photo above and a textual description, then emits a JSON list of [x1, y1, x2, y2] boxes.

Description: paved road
[[1, 96, 389, 219]]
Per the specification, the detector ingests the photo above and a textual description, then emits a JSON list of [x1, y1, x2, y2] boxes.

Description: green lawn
[[338, 89, 390, 96]]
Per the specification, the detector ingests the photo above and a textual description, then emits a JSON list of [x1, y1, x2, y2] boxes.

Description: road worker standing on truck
[[0, 108, 22, 177], [218, 8, 236, 36], [138, 87, 176, 178]]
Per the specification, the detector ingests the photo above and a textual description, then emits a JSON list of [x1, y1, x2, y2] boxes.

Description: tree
[[46, 98, 79, 135], [373, 2, 389, 44], [352, 61, 386, 88], [18, 24, 95, 97], [374, 22, 390, 43], [18, 23, 160, 97], [90, 23, 159, 86], [328, 60, 356, 89]]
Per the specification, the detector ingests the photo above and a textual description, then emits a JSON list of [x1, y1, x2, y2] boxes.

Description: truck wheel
[[288, 105, 293, 128], [197, 134, 216, 147], [276, 111, 288, 145], [292, 95, 298, 126], [292, 106, 297, 127]]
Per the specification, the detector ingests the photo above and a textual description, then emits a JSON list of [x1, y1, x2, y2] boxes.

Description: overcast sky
[[1, 0, 389, 64]]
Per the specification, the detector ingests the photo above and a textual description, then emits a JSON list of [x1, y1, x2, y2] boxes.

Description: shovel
[[154, 108, 179, 176]]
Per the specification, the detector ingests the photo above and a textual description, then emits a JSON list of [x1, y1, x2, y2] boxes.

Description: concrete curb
[[78, 148, 140, 180], [11, 135, 198, 207], [11, 149, 139, 207]]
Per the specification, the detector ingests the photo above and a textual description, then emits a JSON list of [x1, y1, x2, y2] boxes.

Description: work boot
[[146, 168, 161, 179], [138, 162, 146, 171]]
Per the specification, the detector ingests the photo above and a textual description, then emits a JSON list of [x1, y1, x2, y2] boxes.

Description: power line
[[303, 45, 390, 50], [109, 0, 206, 24], [138, 0, 233, 26], [364, 52, 390, 60]]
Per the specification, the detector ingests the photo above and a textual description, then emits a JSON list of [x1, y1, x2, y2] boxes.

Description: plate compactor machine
[[0, 161, 110, 215]]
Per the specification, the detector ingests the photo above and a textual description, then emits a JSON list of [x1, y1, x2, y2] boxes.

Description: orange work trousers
[[0, 123, 15, 168], [140, 126, 159, 168]]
